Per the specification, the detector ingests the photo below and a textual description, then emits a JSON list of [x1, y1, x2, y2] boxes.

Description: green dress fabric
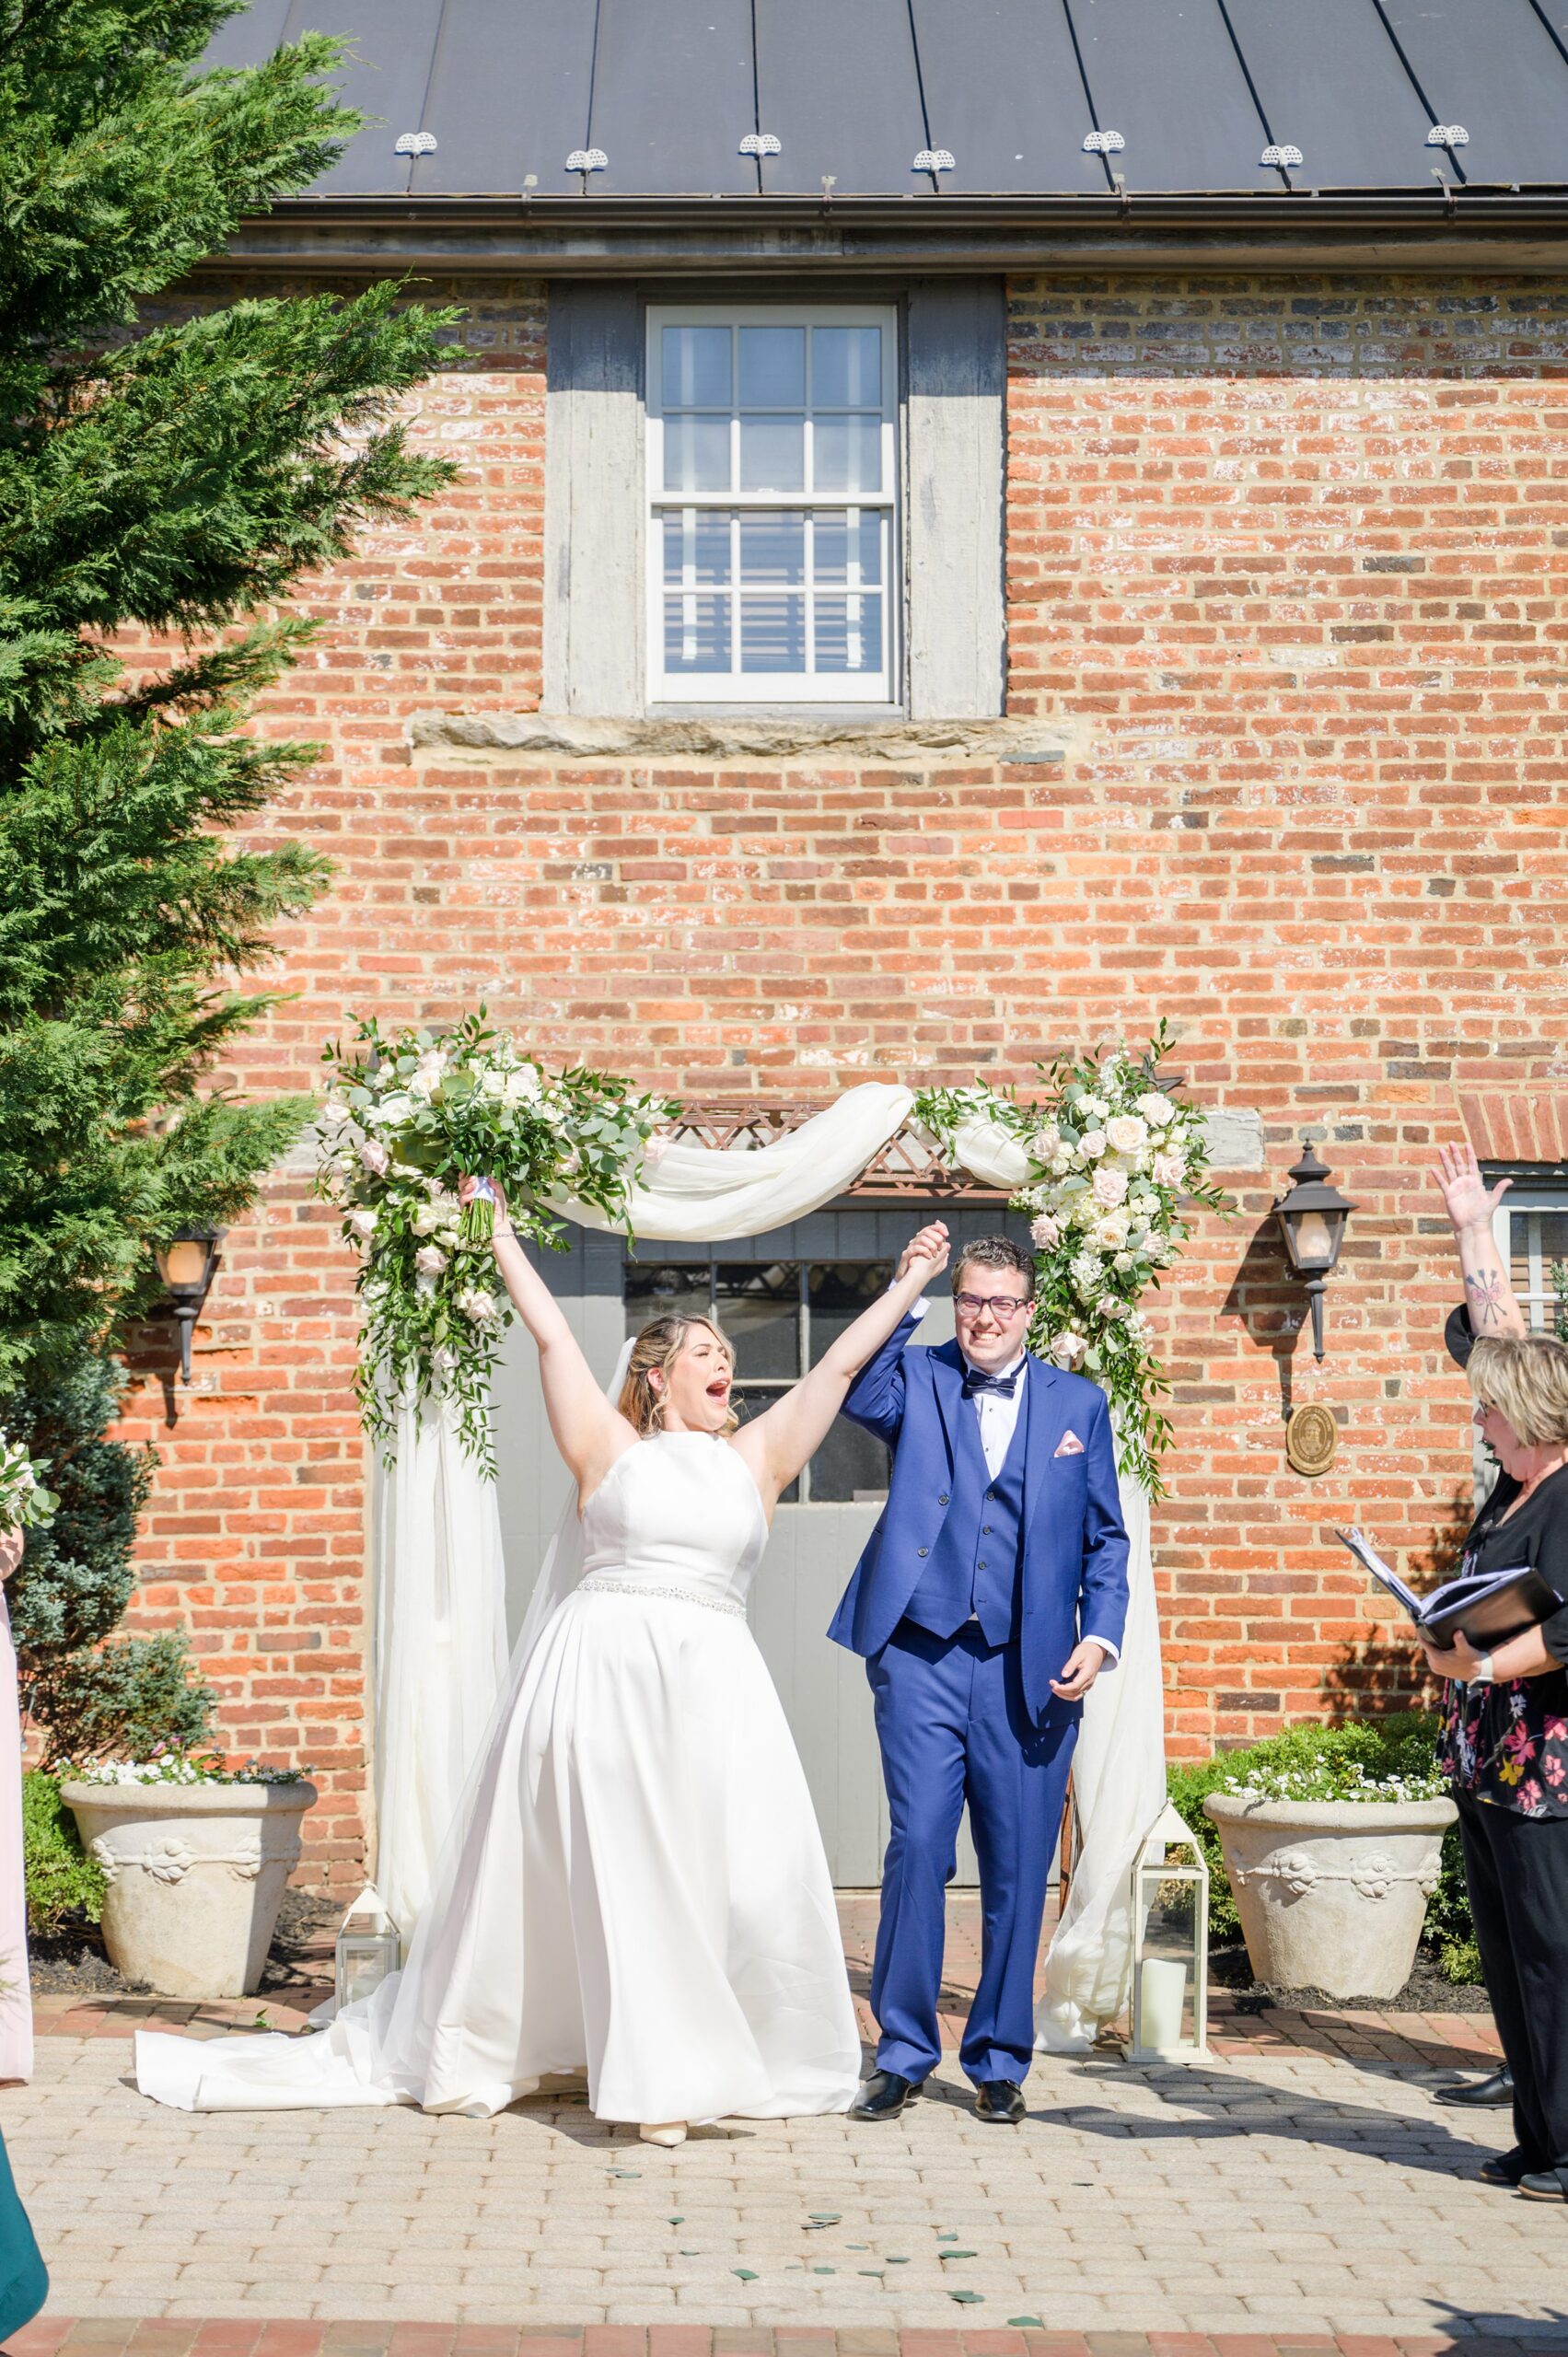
[[0, 2123, 47, 2341]]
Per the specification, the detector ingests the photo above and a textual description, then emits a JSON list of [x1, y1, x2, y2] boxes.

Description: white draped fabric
[[1035, 1470, 1167, 2049], [362, 1080, 1165, 2035]]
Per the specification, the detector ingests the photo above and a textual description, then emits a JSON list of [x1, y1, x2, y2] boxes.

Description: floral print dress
[[1436, 1462, 1568, 1817]]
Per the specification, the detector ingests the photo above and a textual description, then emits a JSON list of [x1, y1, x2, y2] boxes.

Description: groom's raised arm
[[841, 1309, 923, 1445], [1077, 1391, 1131, 1656]]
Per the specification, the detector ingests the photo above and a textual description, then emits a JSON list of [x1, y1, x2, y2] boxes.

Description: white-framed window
[[645, 304, 900, 705], [1490, 1180, 1568, 1335]]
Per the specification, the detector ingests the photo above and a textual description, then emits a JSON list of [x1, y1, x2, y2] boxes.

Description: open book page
[[1334, 1527, 1423, 1620]]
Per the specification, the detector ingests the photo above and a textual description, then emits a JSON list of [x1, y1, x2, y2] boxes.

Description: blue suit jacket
[[827, 1316, 1131, 1724]]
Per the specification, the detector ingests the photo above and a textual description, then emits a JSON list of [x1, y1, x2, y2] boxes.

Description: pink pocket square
[[1053, 1430, 1086, 1457]]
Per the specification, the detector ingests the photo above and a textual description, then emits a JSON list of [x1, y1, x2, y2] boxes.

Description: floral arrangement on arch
[[315, 1013, 675, 1468], [914, 1026, 1229, 1497]]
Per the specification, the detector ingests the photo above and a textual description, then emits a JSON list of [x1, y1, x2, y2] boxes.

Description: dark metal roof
[[209, 0, 1568, 202]]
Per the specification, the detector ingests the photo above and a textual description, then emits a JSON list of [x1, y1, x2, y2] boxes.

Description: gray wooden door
[[491, 1207, 1028, 1886]]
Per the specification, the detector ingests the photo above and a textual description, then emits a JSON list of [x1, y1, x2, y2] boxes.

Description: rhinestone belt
[[576, 1575, 746, 1619]]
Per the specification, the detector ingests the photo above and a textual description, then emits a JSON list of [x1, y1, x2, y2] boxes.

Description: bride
[[137, 1192, 952, 2142]]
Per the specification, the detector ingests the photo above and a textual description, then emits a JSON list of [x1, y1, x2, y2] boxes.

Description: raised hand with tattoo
[[1431, 1140, 1527, 1340]]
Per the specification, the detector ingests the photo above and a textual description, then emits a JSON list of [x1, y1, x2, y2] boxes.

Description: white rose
[[1093, 1210, 1130, 1250], [358, 1137, 390, 1178], [414, 1245, 448, 1276], [1105, 1114, 1147, 1156], [1135, 1091, 1175, 1128], [503, 1065, 544, 1106], [412, 1203, 443, 1236], [431, 1344, 458, 1373], [376, 1092, 415, 1126], [1078, 1128, 1107, 1160], [1030, 1212, 1062, 1251], [1078, 1096, 1109, 1123], [1112, 1250, 1136, 1272], [478, 1067, 508, 1098], [1091, 1165, 1128, 1209], [1050, 1329, 1087, 1369], [346, 1207, 378, 1240], [319, 1097, 353, 1129], [456, 1287, 502, 1325], [1153, 1149, 1187, 1189]]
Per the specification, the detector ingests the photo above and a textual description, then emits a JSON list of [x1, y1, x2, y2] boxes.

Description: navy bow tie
[[962, 1365, 1021, 1400]]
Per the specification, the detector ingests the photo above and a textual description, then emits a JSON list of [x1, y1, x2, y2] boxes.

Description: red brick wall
[[110, 271, 1568, 1884]]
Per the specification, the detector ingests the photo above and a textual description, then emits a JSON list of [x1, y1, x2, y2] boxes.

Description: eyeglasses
[[954, 1293, 1031, 1319]]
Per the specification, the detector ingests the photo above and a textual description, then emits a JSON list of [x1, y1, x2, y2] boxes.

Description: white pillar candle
[[1139, 1956, 1190, 2050]]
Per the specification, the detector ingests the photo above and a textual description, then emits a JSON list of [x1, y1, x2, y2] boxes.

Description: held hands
[[1421, 1629, 1487, 1684], [895, 1221, 949, 1286], [1051, 1639, 1108, 1702], [1431, 1141, 1510, 1239]]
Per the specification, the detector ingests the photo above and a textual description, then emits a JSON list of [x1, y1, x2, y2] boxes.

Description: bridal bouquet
[[0, 1429, 59, 1532], [316, 1014, 675, 1465], [915, 1025, 1229, 1496]]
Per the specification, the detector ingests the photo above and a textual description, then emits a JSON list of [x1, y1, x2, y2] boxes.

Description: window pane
[[807, 1262, 895, 1360], [812, 325, 882, 408], [715, 1262, 800, 1378], [738, 325, 806, 408], [663, 593, 730, 673], [813, 413, 882, 494], [624, 1262, 710, 1333], [739, 414, 805, 493], [739, 595, 807, 672], [814, 593, 883, 675], [808, 1417, 891, 1504], [661, 509, 732, 588], [662, 324, 730, 408], [813, 510, 882, 586], [738, 511, 805, 585], [663, 414, 731, 493]]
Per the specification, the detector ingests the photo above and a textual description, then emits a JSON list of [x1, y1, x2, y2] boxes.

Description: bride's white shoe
[[639, 2121, 688, 2147]]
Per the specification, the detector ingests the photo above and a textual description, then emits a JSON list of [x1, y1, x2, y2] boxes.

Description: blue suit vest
[[900, 1374, 1029, 1647]]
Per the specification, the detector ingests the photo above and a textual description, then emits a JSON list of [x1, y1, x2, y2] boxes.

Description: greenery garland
[[319, 1016, 1225, 1492], [914, 1026, 1231, 1498]]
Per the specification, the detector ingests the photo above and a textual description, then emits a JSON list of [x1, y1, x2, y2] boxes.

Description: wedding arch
[[316, 1020, 1228, 2053]]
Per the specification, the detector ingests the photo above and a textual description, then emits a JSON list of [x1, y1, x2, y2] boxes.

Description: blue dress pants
[[866, 1618, 1077, 2086]]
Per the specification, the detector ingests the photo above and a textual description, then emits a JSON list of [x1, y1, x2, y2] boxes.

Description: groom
[[829, 1225, 1129, 2122]]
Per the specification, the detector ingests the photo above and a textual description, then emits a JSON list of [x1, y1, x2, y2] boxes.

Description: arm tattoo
[[1465, 1269, 1507, 1329]]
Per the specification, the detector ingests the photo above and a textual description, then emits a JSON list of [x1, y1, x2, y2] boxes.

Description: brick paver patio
[[5, 1898, 1555, 2345]]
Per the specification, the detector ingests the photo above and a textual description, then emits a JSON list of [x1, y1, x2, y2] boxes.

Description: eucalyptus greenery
[[316, 1015, 676, 1467], [915, 1026, 1230, 1496]]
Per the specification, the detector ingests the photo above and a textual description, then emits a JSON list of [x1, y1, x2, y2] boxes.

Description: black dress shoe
[[974, 2078, 1026, 2124], [850, 2069, 918, 2120], [1479, 2149, 1531, 2187], [1516, 2168, 1568, 2202], [1434, 2065, 1514, 2108]]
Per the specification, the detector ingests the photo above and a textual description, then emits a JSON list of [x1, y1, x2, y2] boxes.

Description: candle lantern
[[1128, 1802, 1210, 2063], [334, 1891, 401, 2011]]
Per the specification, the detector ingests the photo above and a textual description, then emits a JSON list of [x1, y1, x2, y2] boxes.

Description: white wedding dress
[[136, 1432, 861, 2123]]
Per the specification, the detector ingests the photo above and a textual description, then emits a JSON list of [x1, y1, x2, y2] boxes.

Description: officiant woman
[[1423, 1144, 1568, 2205]]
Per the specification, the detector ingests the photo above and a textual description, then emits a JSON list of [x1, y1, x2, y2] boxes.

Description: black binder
[[1335, 1526, 1560, 1652]]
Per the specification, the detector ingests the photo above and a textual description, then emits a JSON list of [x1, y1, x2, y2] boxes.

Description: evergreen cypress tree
[[0, 4, 459, 1731]]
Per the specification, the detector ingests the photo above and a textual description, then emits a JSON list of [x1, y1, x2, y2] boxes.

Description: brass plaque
[[1285, 1402, 1338, 1477]]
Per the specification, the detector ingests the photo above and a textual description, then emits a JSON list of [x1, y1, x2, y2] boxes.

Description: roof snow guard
[[204, 0, 1568, 271]]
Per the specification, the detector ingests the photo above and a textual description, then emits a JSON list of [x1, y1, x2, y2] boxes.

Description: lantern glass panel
[[1134, 1857, 1203, 2052], [1286, 1208, 1337, 1271], [157, 1238, 210, 1290], [335, 1922, 401, 2011]]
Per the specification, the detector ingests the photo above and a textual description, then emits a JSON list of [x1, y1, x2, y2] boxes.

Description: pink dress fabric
[[0, 1585, 32, 2084]]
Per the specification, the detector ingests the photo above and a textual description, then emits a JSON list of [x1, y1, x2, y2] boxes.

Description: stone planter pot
[[1202, 1792, 1457, 2001], [62, 1779, 318, 1999]]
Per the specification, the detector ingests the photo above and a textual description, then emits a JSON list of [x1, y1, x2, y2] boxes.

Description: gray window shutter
[[542, 284, 644, 715], [905, 279, 1006, 720]]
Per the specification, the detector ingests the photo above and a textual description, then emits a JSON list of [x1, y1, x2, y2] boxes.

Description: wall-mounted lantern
[[1272, 1138, 1355, 1362], [152, 1226, 224, 1384]]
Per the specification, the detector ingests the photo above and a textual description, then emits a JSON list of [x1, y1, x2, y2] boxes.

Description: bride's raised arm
[[734, 1222, 950, 1510], [459, 1176, 633, 1501]]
